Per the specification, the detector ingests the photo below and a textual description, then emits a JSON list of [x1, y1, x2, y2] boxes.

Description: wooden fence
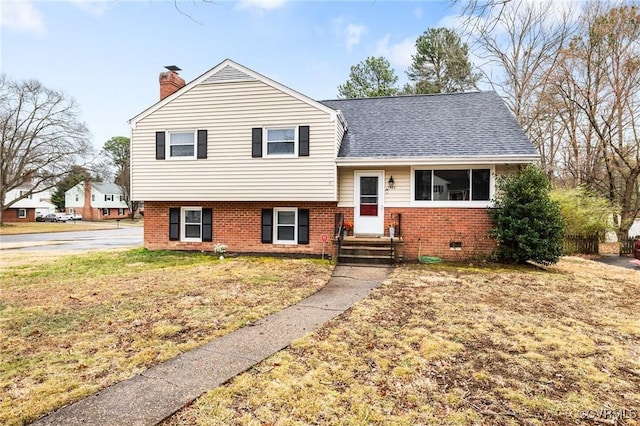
[[620, 238, 636, 256], [563, 234, 599, 255]]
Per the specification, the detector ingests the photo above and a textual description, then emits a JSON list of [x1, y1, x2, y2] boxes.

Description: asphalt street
[[0, 227, 143, 252]]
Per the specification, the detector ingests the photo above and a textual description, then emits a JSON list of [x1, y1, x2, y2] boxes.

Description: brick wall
[[1, 208, 35, 222], [144, 201, 338, 256], [337, 206, 495, 261], [70, 207, 129, 221]]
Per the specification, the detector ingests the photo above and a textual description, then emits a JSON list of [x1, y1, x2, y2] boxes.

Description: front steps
[[337, 236, 403, 265]]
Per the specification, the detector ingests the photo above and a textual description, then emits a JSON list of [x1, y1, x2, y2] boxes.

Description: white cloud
[[238, 0, 287, 11], [414, 7, 423, 19], [345, 23, 365, 51], [1, 0, 45, 34], [70, 0, 110, 17], [374, 34, 415, 69], [331, 17, 366, 51]]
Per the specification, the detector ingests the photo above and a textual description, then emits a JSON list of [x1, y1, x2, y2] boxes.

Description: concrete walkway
[[32, 265, 392, 426]]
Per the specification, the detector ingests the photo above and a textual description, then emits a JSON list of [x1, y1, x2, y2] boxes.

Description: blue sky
[[1, 0, 459, 153]]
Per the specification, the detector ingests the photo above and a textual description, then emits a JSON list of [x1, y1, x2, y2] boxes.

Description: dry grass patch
[[167, 257, 639, 426], [0, 249, 332, 425], [0, 221, 120, 235]]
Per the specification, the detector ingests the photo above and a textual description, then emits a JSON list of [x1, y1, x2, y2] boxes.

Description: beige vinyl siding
[[131, 80, 337, 202], [335, 118, 346, 157], [337, 167, 411, 207]]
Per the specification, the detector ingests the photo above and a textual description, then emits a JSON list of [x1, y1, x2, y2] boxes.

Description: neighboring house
[[129, 59, 539, 261], [2, 186, 56, 222], [65, 181, 129, 220]]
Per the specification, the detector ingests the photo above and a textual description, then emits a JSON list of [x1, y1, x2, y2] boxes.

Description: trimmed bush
[[489, 165, 565, 265]]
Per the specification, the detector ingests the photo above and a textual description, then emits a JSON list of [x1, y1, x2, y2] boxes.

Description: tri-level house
[[129, 59, 539, 262], [65, 181, 129, 221], [2, 185, 55, 222]]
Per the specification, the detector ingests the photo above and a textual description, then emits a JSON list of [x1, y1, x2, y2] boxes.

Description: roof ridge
[[319, 90, 491, 103]]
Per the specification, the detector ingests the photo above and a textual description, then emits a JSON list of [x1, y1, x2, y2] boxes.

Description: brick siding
[[338, 206, 495, 261], [1, 208, 35, 222], [144, 201, 337, 255]]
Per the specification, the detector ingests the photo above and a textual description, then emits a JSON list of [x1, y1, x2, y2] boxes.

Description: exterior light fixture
[[388, 176, 395, 190]]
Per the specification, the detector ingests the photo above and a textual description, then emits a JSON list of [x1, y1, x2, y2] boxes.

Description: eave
[[335, 155, 540, 167]]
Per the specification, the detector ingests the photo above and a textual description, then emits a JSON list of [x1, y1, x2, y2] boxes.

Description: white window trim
[[166, 130, 197, 160], [102, 208, 110, 216], [181, 206, 203, 242], [274, 207, 298, 244], [410, 165, 495, 208], [18, 208, 27, 218], [263, 126, 298, 158]]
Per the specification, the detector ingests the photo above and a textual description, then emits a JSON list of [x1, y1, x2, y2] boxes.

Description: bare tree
[[468, 0, 575, 174], [553, 2, 640, 240], [0, 74, 92, 224], [102, 136, 138, 219]]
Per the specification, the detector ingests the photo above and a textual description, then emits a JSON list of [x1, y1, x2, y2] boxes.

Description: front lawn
[[167, 257, 640, 426], [0, 249, 332, 425], [0, 221, 121, 235]]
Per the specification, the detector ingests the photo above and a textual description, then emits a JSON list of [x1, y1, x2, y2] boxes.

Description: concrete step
[[341, 246, 393, 257], [338, 254, 395, 265]]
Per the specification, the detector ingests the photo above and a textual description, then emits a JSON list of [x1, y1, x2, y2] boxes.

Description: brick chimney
[[159, 65, 186, 100]]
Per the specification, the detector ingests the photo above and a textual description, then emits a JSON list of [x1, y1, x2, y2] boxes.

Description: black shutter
[[252, 128, 263, 158], [169, 208, 180, 241], [261, 208, 273, 243], [298, 209, 309, 245], [299, 126, 309, 157], [16, 209, 20, 219], [197, 130, 208, 159], [202, 208, 212, 242], [156, 132, 166, 160]]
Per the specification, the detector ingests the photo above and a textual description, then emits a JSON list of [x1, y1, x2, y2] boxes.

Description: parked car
[[35, 214, 46, 222], [42, 213, 61, 222], [70, 213, 82, 220], [55, 213, 71, 222], [634, 238, 640, 260]]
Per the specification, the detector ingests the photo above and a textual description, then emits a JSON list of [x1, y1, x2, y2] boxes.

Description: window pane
[[171, 145, 194, 157], [277, 211, 296, 225], [415, 170, 432, 201], [267, 128, 295, 142], [267, 142, 295, 155], [361, 196, 377, 204], [472, 169, 491, 201], [185, 224, 201, 238], [184, 210, 201, 224], [170, 132, 194, 145], [433, 170, 470, 201], [360, 177, 378, 196], [277, 225, 295, 241]]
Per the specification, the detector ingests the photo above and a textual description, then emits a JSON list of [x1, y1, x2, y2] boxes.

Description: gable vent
[[203, 65, 256, 84]]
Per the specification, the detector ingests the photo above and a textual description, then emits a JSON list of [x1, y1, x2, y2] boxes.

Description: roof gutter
[[335, 155, 540, 167]]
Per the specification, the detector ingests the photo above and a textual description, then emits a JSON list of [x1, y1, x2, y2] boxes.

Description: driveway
[[596, 254, 640, 270], [0, 227, 143, 252]]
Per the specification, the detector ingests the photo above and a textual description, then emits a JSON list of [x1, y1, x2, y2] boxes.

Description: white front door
[[354, 171, 384, 235]]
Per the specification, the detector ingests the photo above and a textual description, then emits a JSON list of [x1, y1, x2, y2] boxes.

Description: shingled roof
[[321, 91, 539, 160]]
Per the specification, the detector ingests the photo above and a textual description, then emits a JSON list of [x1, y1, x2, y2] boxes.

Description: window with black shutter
[[261, 209, 273, 243], [252, 128, 263, 158], [202, 208, 213, 242], [298, 209, 309, 244], [299, 126, 309, 157], [169, 208, 180, 241]]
